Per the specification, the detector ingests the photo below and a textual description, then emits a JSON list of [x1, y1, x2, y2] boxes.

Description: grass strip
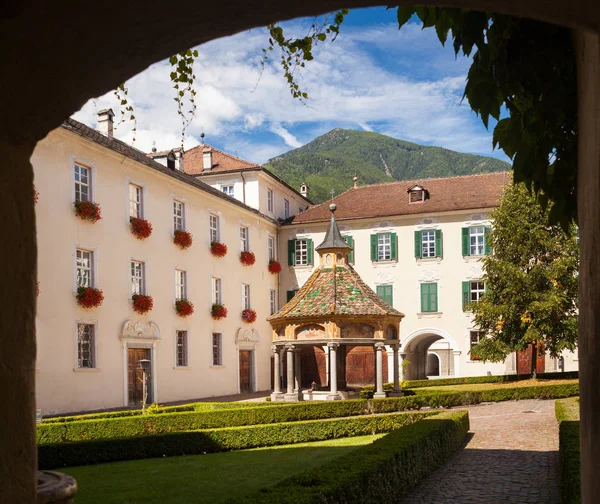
[[555, 397, 580, 504]]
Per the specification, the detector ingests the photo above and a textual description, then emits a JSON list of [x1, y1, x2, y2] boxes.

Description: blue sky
[[73, 7, 508, 164]]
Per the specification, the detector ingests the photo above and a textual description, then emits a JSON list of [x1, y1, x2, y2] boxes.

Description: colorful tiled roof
[[269, 263, 404, 320], [289, 172, 510, 224]]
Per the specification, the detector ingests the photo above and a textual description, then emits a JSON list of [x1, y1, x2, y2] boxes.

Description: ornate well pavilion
[[268, 204, 405, 401]]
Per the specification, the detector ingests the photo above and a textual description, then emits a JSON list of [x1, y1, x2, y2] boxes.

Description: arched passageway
[[403, 330, 457, 380]]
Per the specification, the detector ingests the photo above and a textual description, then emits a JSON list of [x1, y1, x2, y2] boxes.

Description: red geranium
[[76, 287, 104, 309], [132, 294, 153, 314], [211, 303, 228, 320], [211, 241, 227, 257], [174, 230, 193, 250], [268, 259, 282, 274], [34, 185, 39, 205], [74, 200, 102, 223], [130, 217, 152, 240], [240, 250, 256, 266], [175, 299, 194, 317], [241, 308, 257, 324]]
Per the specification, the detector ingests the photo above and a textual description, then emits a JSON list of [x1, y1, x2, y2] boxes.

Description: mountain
[[264, 129, 511, 203]]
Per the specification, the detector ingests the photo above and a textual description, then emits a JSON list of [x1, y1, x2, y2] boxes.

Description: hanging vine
[[113, 83, 137, 142], [169, 49, 199, 145]]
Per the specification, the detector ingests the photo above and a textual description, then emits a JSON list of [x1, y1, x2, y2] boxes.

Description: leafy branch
[[170, 49, 199, 145], [114, 83, 137, 142]]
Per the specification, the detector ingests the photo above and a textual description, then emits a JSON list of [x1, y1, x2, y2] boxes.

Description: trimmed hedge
[[555, 398, 581, 504], [404, 371, 578, 389], [38, 410, 436, 469], [226, 410, 470, 504]]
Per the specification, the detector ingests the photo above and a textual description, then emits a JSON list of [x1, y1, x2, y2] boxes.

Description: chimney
[[203, 147, 212, 171], [353, 176, 358, 188], [300, 183, 310, 199], [174, 148, 184, 172], [97, 108, 115, 138]]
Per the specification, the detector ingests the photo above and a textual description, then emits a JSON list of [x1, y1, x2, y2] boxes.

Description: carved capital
[[374, 342, 385, 351], [285, 344, 295, 352], [327, 342, 340, 349]]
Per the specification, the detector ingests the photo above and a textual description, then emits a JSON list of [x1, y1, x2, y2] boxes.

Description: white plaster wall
[[33, 128, 278, 414], [281, 212, 579, 379]]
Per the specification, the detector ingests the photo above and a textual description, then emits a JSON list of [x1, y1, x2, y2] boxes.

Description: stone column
[[284, 344, 297, 401], [390, 344, 403, 396], [453, 350, 461, 378], [374, 342, 387, 398], [400, 352, 407, 381], [576, 29, 600, 504], [294, 347, 302, 400], [270, 345, 284, 401], [327, 343, 340, 400]]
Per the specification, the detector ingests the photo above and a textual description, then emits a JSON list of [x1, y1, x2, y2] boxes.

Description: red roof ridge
[[185, 143, 260, 168]]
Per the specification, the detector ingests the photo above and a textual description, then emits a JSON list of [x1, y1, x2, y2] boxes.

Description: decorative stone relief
[[418, 268, 441, 282], [295, 324, 326, 339], [339, 323, 375, 339], [121, 319, 160, 340], [236, 328, 260, 343], [465, 214, 489, 225], [465, 265, 483, 279], [374, 221, 393, 231], [416, 217, 440, 228], [375, 271, 395, 284]]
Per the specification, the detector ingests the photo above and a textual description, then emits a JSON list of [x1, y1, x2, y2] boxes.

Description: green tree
[[469, 182, 579, 373]]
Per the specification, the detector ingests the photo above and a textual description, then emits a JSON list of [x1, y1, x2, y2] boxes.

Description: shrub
[[241, 308, 257, 324], [268, 259, 282, 274], [211, 303, 227, 320], [74, 200, 102, 223], [173, 230, 193, 249], [556, 398, 580, 504], [227, 410, 470, 504], [76, 287, 104, 309], [403, 371, 579, 389], [132, 294, 153, 314], [211, 241, 227, 257], [130, 217, 152, 239], [175, 299, 194, 317], [38, 411, 436, 469], [240, 251, 256, 266]]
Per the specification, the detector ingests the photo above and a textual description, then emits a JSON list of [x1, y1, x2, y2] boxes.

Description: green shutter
[[430, 283, 438, 312], [462, 228, 470, 256], [435, 229, 443, 258], [414, 231, 422, 258], [376, 285, 393, 306], [370, 234, 378, 261], [345, 235, 354, 264], [288, 240, 296, 266], [484, 226, 492, 255], [286, 290, 296, 302], [462, 281, 470, 311], [420, 283, 428, 313], [307, 239, 314, 266], [390, 233, 398, 260]]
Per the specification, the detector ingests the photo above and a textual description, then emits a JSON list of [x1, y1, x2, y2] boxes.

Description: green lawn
[[414, 378, 578, 393], [64, 434, 383, 504]]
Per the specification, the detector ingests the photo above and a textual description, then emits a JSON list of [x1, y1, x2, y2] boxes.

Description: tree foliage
[[470, 182, 579, 363]]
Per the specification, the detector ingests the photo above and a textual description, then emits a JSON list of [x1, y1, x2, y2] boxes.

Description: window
[[173, 200, 185, 231], [76, 249, 93, 288], [212, 277, 222, 304], [175, 270, 186, 300], [74, 163, 91, 202], [462, 226, 491, 256], [268, 235, 276, 261], [288, 239, 313, 266], [212, 332, 222, 366], [462, 281, 486, 311], [420, 283, 438, 313], [415, 229, 443, 259], [376, 285, 393, 307], [286, 290, 297, 302], [240, 225, 249, 252], [370, 233, 397, 262], [176, 330, 188, 367], [131, 260, 145, 295], [221, 185, 234, 197], [470, 331, 483, 360], [242, 284, 251, 310], [409, 190, 425, 203], [344, 235, 354, 264], [267, 189, 274, 212], [270, 289, 277, 315], [167, 156, 175, 170], [284, 199, 290, 219], [77, 323, 95, 369], [129, 184, 143, 218], [209, 214, 220, 243]]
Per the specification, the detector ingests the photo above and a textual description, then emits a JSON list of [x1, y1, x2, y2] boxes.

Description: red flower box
[[240, 250, 256, 266], [174, 230, 193, 250], [241, 308, 257, 324], [76, 287, 104, 309], [132, 294, 153, 314], [175, 299, 194, 317], [211, 241, 227, 257], [268, 259, 282, 274], [74, 200, 102, 223], [34, 185, 39, 205], [212, 303, 228, 320], [130, 217, 153, 240]]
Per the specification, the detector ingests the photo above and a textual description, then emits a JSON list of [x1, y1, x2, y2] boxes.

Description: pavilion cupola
[[315, 203, 353, 267]]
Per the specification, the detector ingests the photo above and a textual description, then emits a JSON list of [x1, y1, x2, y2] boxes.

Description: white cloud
[[269, 124, 303, 148]]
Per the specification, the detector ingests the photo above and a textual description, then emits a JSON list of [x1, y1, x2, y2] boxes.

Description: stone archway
[[402, 329, 458, 380]]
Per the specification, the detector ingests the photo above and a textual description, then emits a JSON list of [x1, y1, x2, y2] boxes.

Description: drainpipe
[[240, 172, 246, 204]]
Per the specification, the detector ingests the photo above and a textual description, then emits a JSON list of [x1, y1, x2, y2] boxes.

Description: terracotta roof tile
[[290, 172, 510, 224], [183, 144, 260, 175]]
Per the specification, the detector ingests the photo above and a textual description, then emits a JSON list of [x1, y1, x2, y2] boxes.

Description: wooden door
[[128, 348, 150, 406], [239, 350, 253, 393]]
